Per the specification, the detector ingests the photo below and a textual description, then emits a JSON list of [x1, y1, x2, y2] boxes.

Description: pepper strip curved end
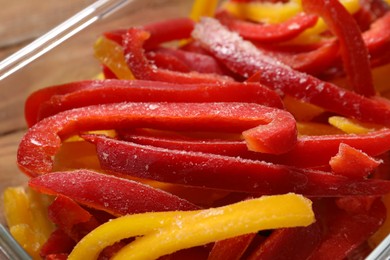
[[68, 193, 314, 260]]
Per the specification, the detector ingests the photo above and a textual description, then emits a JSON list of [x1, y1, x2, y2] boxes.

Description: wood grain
[[0, 0, 95, 59]]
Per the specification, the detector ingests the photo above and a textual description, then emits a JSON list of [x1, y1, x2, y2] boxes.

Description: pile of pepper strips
[[8, 0, 390, 258]]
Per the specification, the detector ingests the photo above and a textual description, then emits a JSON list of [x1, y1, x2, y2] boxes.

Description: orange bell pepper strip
[[93, 37, 134, 80]]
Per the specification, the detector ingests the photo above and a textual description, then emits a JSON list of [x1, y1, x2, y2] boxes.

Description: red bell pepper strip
[[104, 17, 195, 50], [123, 28, 233, 83], [101, 65, 118, 79], [246, 222, 322, 260], [329, 143, 381, 179], [118, 128, 390, 169], [354, 0, 390, 31], [301, 0, 375, 97], [150, 47, 228, 75], [48, 195, 93, 231], [335, 195, 377, 214], [84, 134, 390, 196], [307, 197, 386, 259], [18, 102, 297, 176], [28, 79, 283, 125], [29, 170, 199, 216], [362, 11, 390, 66], [24, 80, 101, 127], [145, 51, 191, 73], [192, 18, 390, 126], [47, 195, 100, 241], [208, 233, 256, 260], [215, 10, 318, 43], [257, 40, 340, 75], [44, 254, 69, 260], [40, 229, 76, 258]]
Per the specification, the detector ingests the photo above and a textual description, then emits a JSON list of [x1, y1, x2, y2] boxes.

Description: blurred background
[[0, 0, 95, 60]]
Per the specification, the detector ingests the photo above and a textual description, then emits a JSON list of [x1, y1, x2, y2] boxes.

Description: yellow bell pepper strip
[[3, 187, 55, 260], [189, 0, 218, 21], [93, 37, 134, 80], [17, 102, 298, 176], [302, 0, 375, 97], [68, 193, 314, 260], [86, 134, 390, 196], [192, 18, 390, 126], [283, 95, 324, 122], [328, 116, 381, 134], [222, 0, 303, 24], [296, 122, 344, 136], [372, 63, 390, 94], [329, 143, 382, 179]]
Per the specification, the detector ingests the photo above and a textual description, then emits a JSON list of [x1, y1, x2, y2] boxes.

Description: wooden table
[[0, 0, 96, 59]]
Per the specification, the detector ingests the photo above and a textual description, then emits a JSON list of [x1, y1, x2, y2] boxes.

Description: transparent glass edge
[[0, 224, 31, 260]]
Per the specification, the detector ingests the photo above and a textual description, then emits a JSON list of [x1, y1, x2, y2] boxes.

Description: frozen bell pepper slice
[[18, 102, 297, 176], [93, 37, 135, 80], [308, 197, 386, 259], [247, 222, 322, 260], [329, 143, 382, 179], [68, 193, 314, 260], [302, 0, 375, 97], [85, 134, 390, 196], [26, 79, 283, 125], [29, 169, 199, 216], [216, 10, 318, 43], [119, 127, 390, 169], [123, 28, 233, 83], [208, 233, 256, 260], [192, 18, 390, 126], [104, 17, 195, 50]]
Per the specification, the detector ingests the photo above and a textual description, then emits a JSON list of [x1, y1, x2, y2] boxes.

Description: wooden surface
[[0, 0, 95, 60]]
